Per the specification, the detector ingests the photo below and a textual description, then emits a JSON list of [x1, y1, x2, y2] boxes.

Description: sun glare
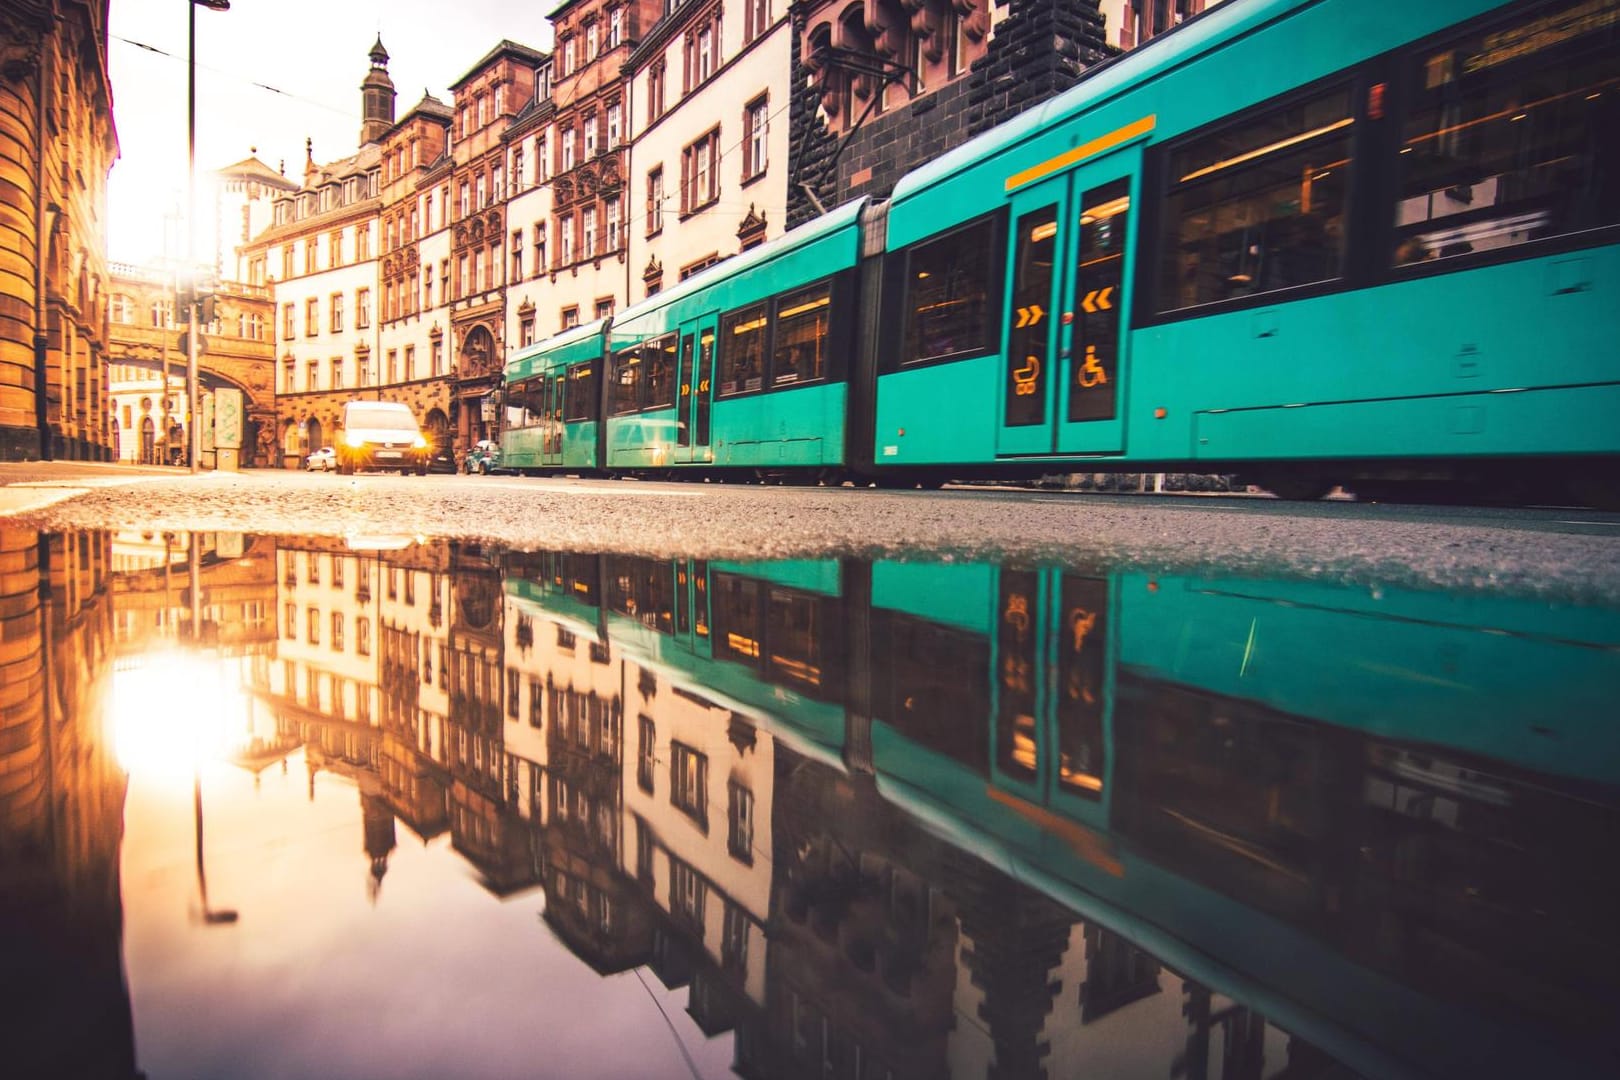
[[114, 653, 244, 783]]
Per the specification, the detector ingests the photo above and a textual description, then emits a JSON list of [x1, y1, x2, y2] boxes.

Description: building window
[[638, 715, 656, 792], [459, 181, 471, 218], [511, 229, 524, 280], [561, 306, 579, 331], [423, 271, 433, 310], [356, 288, 371, 329], [331, 612, 345, 651], [329, 230, 344, 267], [685, 19, 717, 92], [671, 859, 706, 931], [743, 95, 768, 182], [607, 102, 622, 149], [727, 780, 753, 863], [560, 214, 575, 265], [722, 901, 750, 974], [356, 223, 370, 260], [283, 601, 296, 638], [561, 127, 576, 172], [670, 741, 708, 831], [648, 62, 666, 122], [307, 607, 321, 645], [282, 359, 294, 393], [520, 316, 536, 347], [533, 223, 547, 274], [583, 111, 598, 159], [647, 168, 664, 235], [681, 128, 720, 214], [606, 198, 621, 253], [583, 207, 597, 258], [595, 298, 614, 321], [431, 338, 443, 375], [476, 173, 487, 210], [306, 359, 319, 391], [745, 0, 769, 43], [332, 356, 344, 390], [304, 239, 316, 275], [610, 7, 623, 47], [356, 617, 371, 656], [330, 292, 344, 333], [282, 302, 295, 339], [304, 298, 318, 336], [586, 21, 599, 61], [405, 345, 416, 381]]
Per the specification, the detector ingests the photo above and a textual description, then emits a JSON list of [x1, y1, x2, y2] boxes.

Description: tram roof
[[611, 196, 868, 328], [891, 0, 1308, 204]]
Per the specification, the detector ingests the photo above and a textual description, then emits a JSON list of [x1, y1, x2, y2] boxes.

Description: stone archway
[[306, 417, 324, 451], [423, 407, 449, 451], [140, 416, 155, 464]]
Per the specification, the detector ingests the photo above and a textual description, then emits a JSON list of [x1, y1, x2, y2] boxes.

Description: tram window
[[765, 589, 832, 694], [1159, 88, 1352, 311], [508, 379, 546, 428], [712, 574, 764, 663], [608, 347, 642, 415], [719, 304, 768, 396], [1394, 0, 1620, 266], [771, 281, 832, 386], [902, 215, 998, 365], [564, 361, 598, 420], [644, 335, 678, 410]]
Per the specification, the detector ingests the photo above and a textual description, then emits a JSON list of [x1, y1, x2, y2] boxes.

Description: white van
[[337, 400, 429, 475]]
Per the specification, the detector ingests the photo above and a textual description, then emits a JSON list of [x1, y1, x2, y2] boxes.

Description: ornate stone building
[[104, 261, 276, 466], [377, 90, 457, 452], [0, 0, 119, 461], [446, 41, 546, 451]]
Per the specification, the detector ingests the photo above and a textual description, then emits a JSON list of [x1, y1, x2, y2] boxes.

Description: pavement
[[5, 460, 1620, 604]]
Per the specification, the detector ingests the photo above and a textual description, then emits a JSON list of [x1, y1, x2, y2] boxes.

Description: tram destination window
[[902, 216, 998, 365], [771, 282, 832, 386], [720, 304, 768, 396], [1394, 0, 1620, 266], [1159, 88, 1352, 311]]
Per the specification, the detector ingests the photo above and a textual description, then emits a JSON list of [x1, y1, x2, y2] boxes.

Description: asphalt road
[[4, 462, 1619, 603]]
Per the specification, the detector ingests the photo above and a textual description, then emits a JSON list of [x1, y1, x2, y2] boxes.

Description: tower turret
[[359, 36, 396, 145]]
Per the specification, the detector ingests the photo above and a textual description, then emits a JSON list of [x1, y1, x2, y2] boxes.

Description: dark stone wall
[[787, 0, 1116, 228]]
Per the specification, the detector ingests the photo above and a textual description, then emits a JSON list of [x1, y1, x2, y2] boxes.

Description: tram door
[[542, 370, 566, 467], [989, 567, 1114, 834], [675, 314, 718, 465], [996, 155, 1138, 457]]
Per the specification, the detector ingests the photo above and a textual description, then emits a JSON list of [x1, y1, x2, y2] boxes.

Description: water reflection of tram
[[504, 552, 1620, 1077]]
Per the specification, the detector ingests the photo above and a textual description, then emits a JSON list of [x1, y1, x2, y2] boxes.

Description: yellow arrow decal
[[1096, 286, 1113, 311]]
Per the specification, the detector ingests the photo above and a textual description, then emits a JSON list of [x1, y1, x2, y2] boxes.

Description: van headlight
[[413, 434, 428, 449], [345, 432, 365, 448]]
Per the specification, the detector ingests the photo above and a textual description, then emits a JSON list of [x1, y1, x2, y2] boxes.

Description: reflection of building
[[110, 531, 277, 656], [250, 537, 458, 886], [0, 3, 119, 461], [0, 525, 134, 1075]]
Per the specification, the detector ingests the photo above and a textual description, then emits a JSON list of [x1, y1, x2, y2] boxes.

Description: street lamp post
[[188, 0, 231, 474]]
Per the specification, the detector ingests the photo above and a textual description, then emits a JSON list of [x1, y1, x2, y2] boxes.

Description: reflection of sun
[[113, 653, 239, 785]]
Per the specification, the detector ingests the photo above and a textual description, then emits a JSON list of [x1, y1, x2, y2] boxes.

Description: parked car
[[427, 447, 457, 474], [336, 400, 430, 475], [304, 446, 336, 471], [463, 440, 501, 474]]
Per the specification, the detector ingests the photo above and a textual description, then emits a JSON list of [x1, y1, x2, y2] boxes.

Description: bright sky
[[107, 0, 555, 265]]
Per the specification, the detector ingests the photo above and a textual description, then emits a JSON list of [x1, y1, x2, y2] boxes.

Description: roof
[[502, 94, 555, 140], [216, 154, 299, 190], [449, 39, 549, 91]]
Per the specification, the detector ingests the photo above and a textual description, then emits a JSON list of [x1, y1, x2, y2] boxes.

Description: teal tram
[[501, 550, 1620, 1076], [501, 0, 1620, 503]]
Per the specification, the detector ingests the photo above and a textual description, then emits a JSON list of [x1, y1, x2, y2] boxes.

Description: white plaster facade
[[626, 0, 793, 300]]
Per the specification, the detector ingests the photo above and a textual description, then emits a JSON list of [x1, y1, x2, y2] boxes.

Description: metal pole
[[187, 0, 200, 473]]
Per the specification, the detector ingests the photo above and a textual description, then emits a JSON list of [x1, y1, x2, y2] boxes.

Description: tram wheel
[[1256, 470, 1333, 501]]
